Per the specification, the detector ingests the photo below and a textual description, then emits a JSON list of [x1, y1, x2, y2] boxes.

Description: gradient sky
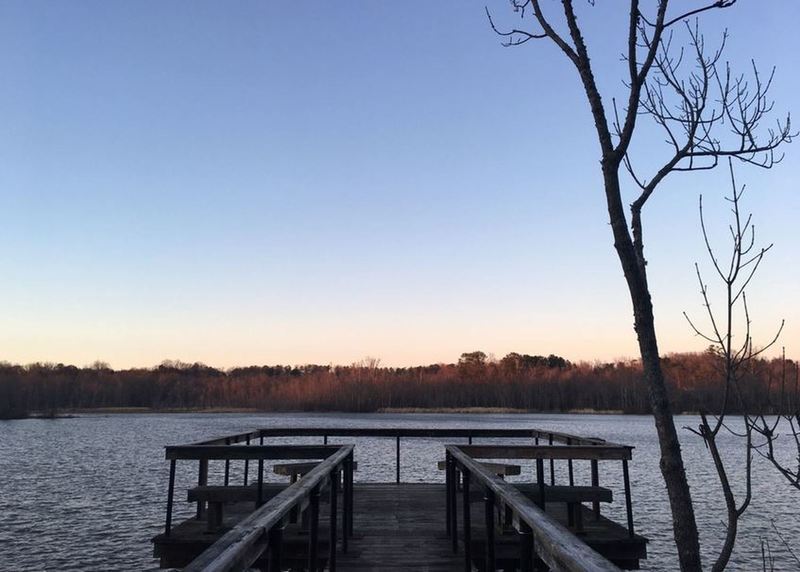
[[1, 1, 797, 369]]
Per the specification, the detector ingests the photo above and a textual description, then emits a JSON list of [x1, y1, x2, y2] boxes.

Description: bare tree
[[683, 161, 783, 571], [486, 2, 793, 569], [750, 349, 800, 490]]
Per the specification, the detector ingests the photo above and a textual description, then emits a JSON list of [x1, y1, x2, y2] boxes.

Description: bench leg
[[206, 501, 223, 533]]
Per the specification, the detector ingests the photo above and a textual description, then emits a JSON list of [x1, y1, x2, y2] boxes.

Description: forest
[[1, 350, 796, 419]]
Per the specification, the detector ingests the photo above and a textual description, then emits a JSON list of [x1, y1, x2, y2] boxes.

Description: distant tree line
[[0, 351, 796, 419]]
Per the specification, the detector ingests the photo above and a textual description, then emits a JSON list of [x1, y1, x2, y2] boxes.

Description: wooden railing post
[[623, 460, 635, 537], [308, 485, 320, 572], [591, 459, 600, 520], [535, 458, 546, 508], [267, 525, 283, 572], [462, 468, 471, 572], [519, 521, 533, 572], [257, 457, 265, 506], [548, 433, 555, 485], [484, 488, 495, 572], [451, 465, 459, 553], [224, 438, 230, 486], [567, 437, 574, 486], [345, 452, 354, 537], [329, 470, 339, 572], [445, 451, 452, 536], [164, 459, 176, 536], [197, 459, 208, 518], [244, 435, 250, 486]]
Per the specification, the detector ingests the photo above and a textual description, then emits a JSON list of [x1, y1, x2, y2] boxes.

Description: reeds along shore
[[0, 351, 797, 419]]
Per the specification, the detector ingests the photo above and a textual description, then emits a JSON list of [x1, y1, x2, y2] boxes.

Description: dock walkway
[[337, 484, 459, 571]]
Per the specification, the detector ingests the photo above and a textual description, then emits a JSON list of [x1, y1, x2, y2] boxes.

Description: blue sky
[[1, 1, 797, 368]]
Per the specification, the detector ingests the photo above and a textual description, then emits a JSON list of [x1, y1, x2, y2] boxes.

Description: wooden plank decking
[[337, 484, 460, 571]]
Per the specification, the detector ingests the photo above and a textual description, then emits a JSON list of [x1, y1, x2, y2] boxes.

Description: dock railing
[[160, 427, 636, 571], [185, 427, 618, 484], [446, 444, 625, 572], [175, 443, 355, 572]]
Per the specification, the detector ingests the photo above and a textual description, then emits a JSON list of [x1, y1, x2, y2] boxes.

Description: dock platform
[[152, 427, 648, 571]]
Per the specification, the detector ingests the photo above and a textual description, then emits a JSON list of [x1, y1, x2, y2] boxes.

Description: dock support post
[[623, 460, 635, 537], [519, 521, 533, 572], [445, 451, 452, 536], [267, 525, 283, 572], [484, 488, 495, 572], [257, 457, 265, 506], [451, 466, 459, 553], [196, 459, 208, 519], [548, 433, 555, 485], [567, 437, 574, 486], [345, 452, 354, 537], [396, 435, 401, 483], [591, 460, 600, 520], [308, 485, 320, 572], [244, 435, 250, 486], [329, 470, 338, 572], [535, 458, 546, 508], [462, 469, 471, 572], [164, 459, 176, 536], [224, 438, 230, 486]]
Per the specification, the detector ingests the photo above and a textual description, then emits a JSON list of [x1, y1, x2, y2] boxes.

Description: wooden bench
[[515, 483, 612, 533], [187, 484, 285, 532], [437, 460, 521, 478], [273, 461, 358, 483]]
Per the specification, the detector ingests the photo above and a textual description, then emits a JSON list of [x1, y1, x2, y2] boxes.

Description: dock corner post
[[462, 468, 471, 572], [267, 524, 283, 572], [535, 458, 545, 508], [395, 435, 401, 483], [346, 451, 354, 537], [196, 458, 208, 519], [308, 484, 321, 572], [324, 434, 328, 445], [257, 456, 265, 507], [623, 459, 635, 538], [567, 437, 574, 486], [224, 438, 231, 486], [329, 470, 339, 572], [451, 465, 459, 554], [591, 459, 600, 520], [519, 521, 533, 572], [164, 459, 176, 537], [445, 451, 452, 536], [548, 433, 555, 485], [484, 488, 495, 572], [244, 435, 251, 486]]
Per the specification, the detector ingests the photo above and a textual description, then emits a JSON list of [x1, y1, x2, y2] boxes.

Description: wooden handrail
[[458, 444, 633, 461], [165, 444, 344, 461], [185, 427, 619, 448], [447, 445, 622, 572], [183, 444, 354, 572]]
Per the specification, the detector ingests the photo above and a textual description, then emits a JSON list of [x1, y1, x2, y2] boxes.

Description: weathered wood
[[459, 444, 633, 461], [514, 484, 613, 504], [166, 445, 345, 461], [182, 444, 353, 572], [187, 484, 286, 504], [448, 445, 623, 572], [274, 461, 358, 478], [437, 460, 521, 476]]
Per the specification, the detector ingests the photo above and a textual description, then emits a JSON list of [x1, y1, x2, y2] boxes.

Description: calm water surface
[[1, 413, 798, 571]]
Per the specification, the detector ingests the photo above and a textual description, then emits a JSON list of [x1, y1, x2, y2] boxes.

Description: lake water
[[1, 412, 798, 571]]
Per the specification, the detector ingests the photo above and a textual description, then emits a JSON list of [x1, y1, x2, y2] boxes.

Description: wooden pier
[[152, 428, 647, 571]]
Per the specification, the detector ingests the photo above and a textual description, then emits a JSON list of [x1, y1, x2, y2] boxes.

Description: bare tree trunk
[[604, 167, 703, 570]]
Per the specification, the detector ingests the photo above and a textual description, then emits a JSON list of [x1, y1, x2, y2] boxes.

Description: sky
[[0, 1, 797, 369]]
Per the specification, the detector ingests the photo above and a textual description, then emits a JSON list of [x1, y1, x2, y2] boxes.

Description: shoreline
[[7, 406, 638, 418]]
